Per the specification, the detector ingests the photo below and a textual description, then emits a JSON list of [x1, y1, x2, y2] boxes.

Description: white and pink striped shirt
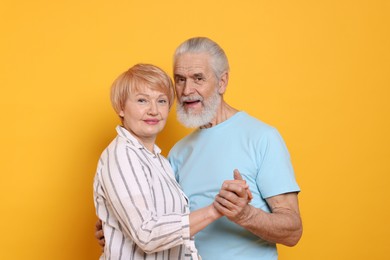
[[94, 126, 199, 260]]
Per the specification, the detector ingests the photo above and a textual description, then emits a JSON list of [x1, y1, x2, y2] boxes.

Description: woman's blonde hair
[[110, 64, 175, 115]]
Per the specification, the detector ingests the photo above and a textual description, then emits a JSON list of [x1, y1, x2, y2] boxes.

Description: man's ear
[[218, 71, 229, 94]]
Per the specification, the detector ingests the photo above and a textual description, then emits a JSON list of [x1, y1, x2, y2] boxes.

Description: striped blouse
[[94, 126, 199, 260]]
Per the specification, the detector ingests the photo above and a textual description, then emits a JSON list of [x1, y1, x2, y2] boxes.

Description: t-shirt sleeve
[[256, 128, 300, 198]]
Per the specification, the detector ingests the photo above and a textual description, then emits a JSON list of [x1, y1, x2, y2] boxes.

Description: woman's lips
[[144, 119, 160, 125]]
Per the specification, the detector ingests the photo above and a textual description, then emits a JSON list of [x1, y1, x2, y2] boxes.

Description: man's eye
[[176, 77, 185, 83], [194, 76, 204, 82]]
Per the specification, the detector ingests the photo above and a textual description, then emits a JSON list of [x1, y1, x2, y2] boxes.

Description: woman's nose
[[147, 102, 158, 115]]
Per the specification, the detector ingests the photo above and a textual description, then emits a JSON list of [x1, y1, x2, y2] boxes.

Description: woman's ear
[[119, 110, 125, 118], [218, 72, 229, 94]]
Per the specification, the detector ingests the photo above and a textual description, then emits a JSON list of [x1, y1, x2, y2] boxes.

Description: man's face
[[174, 53, 221, 128]]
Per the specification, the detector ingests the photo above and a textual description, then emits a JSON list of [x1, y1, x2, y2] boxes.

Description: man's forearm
[[236, 204, 302, 246]]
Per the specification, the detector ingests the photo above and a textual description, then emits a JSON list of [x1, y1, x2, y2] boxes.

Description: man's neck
[[200, 100, 238, 129]]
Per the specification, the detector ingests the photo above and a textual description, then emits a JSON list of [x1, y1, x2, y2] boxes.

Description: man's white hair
[[173, 37, 230, 79]]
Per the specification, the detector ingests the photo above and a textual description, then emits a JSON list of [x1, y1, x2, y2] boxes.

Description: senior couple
[[93, 37, 302, 260]]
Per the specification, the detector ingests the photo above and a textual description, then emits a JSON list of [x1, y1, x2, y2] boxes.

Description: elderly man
[[96, 37, 302, 259], [168, 37, 302, 259]]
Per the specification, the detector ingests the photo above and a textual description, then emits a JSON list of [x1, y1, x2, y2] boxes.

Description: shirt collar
[[115, 125, 161, 154]]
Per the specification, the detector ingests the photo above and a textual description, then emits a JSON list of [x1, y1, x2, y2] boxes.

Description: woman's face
[[119, 87, 170, 146]]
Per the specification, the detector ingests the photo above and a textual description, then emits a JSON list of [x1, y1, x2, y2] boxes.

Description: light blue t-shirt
[[168, 112, 300, 260]]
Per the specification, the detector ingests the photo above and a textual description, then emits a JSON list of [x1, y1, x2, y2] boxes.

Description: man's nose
[[182, 81, 195, 95]]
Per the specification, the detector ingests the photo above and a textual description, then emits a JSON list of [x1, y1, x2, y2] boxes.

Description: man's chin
[[177, 112, 207, 128], [182, 106, 203, 115], [177, 97, 219, 128]]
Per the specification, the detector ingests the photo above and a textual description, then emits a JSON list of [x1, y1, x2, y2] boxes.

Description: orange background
[[1, 0, 389, 259]]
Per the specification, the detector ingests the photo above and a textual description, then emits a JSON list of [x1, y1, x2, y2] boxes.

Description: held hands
[[213, 169, 253, 224], [94, 170, 253, 250]]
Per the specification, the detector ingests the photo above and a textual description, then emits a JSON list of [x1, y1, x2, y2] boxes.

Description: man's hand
[[213, 169, 252, 223], [214, 169, 302, 246], [95, 219, 105, 250]]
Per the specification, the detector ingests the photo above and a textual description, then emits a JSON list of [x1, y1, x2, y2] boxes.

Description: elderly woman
[[94, 64, 251, 260]]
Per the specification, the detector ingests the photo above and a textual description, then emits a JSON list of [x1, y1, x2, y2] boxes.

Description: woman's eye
[[137, 99, 147, 103], [158, 99, 168, 104]]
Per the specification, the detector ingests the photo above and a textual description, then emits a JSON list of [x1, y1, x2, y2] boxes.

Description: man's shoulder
[[169, 131, 197, 156], [234, 111, 276, 134]]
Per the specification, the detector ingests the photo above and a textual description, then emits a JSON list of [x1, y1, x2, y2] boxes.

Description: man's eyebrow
[[174, 72, 205, 78], [193, 73, 204, 78]]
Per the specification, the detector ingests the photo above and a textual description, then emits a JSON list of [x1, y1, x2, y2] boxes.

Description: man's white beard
[[176, 89, 221, 128]]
